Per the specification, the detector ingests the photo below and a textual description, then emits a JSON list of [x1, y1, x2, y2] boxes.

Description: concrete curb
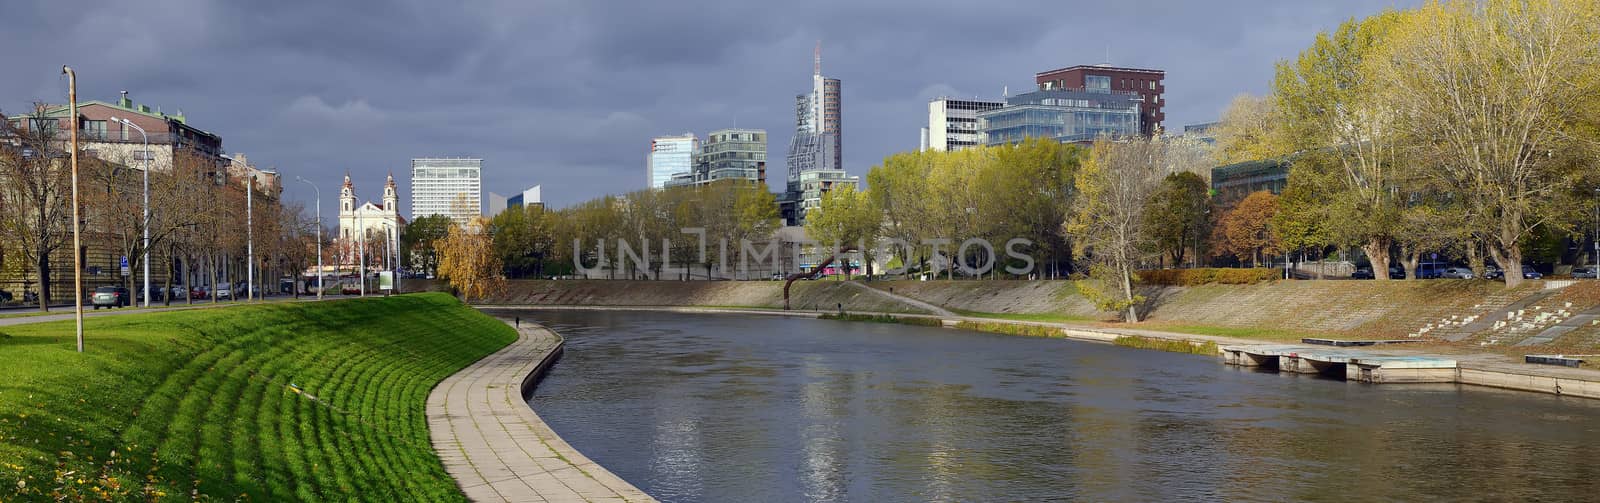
[[427, 318, 656, 502]]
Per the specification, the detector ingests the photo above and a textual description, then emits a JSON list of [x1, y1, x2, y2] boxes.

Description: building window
[[1148, 81, 1156, 91], [1086, 75, 1110, 93]]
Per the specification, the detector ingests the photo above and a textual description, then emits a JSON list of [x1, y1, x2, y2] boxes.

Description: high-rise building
[[1035, 64, 1165, 136], [927, 97, 1004, 151], [647, 134, 697, 189], [507, 185, 542, 208], [410, 157, 482, 225], [665, 128, 768, 188], [781, 43, 855, 226], [487, 192, 508, 216], [978, 89, 1142, 146]]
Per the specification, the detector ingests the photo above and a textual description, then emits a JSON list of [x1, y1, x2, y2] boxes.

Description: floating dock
[[1219, 344, 1458, 383]]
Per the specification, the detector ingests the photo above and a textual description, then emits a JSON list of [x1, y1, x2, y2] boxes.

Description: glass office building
[[978, 89, 1142, 146], [647, 134, 697, 189], [410, 157, 482, 226]]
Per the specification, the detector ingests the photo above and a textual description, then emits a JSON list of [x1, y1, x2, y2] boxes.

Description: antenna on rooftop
[[814, 40, 821, 76]]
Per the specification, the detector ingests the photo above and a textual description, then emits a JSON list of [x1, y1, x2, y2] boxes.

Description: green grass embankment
[[817, 313, 943, 326], [0, 293, 515, 501]]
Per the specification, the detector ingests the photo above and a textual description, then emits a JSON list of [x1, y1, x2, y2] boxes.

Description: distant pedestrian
[[515, 316, 520, 328]]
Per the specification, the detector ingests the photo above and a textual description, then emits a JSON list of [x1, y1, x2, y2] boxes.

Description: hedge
[[1137, 268, 1280, 286]]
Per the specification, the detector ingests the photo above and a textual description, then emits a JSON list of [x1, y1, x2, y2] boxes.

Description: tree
[[1374, 0, 1600, 286], [1067, 136, 1172, 322], [1212, 191, 1281, 267], [1143, 172, 1211, 268], [1273, 180, 1335, 278], [401, 214, 452, 277], [0, 108, 72, 309], [805, 184, 880, 276], [435, 217, 504, 302], [1273, 10, 1410, 280], [1211, 94, 1284, 165], [489, 204, 556, 278]]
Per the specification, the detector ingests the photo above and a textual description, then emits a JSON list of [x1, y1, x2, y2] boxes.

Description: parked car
[[1523, 267, 1543, 280], [190, 286, 209, 299], [91, 286, 130, 309], [215, 283, 233, 299], [1574, 267, 1598, 279], [1351, 267, 1375, 279], [1441, 267, 1474, 279], [169, 287, 188, 300], [1484, 266, 1504, 279], [1388, 266, 1406, 280]]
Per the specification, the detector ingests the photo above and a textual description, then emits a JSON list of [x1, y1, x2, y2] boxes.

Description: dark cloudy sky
[[1, 1, 1410, 212]]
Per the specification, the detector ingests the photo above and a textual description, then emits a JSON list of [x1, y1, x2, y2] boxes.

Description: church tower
[[383, 172, 398, 216], [340, 172, 356, 214]]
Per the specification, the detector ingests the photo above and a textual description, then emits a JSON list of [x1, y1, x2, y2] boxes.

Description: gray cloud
[[0, 0, 1412, 210]]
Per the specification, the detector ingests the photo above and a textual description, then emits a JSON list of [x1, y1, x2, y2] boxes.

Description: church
[[338, 172, 406, 267]]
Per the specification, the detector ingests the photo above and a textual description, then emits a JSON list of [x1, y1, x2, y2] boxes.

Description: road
[[0, 295, 340, 327]]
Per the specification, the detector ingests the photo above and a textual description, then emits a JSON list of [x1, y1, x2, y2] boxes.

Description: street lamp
[[64, 66, 85, 353], [295, 176, 323, 299], [358, 211, 366, 297], [108, 117, 150, 307], [246, 174, 255, 301]]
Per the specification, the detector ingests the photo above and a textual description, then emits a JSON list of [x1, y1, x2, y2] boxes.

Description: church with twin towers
[[338, 172, 406, 266]]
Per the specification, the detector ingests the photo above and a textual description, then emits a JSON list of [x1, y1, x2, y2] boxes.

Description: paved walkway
[[842, 280, 956, 316], [427, 319, 655, 503]]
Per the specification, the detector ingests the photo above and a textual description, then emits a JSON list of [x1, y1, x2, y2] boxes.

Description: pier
[[1219, 344, 1458, 383]]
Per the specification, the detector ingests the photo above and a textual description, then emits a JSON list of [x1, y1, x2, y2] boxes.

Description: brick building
[[1035, 64, 1166, 136]]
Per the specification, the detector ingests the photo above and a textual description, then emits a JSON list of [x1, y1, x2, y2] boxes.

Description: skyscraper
[[410, 157, 482, 226], [781, 42, 855, 226], [647, 133, 697, 189]]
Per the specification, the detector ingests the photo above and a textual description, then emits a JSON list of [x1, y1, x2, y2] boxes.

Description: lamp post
[[296, 176, 323, 299], [246, 174, 255, 301], [358, 211, 366, 297], [109, 117, 150, 306], [1593, 187, 1599, 268], [63, 66, 85, 353]]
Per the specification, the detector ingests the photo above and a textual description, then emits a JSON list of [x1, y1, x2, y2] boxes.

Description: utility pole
[[64, 66, 85, 352]]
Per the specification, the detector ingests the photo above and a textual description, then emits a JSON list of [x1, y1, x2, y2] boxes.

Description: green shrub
[[952, 321, 1061, 338], [1112, 335, 1219, 355], [818, 313, 943, 326], [1138, 268, 1280, 286]]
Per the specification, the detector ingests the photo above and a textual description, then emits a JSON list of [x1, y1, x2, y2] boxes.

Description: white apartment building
[[411, 157, 482, 225], [926, 97, 1004, 151]]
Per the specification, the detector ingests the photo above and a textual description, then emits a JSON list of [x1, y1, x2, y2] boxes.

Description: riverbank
[[0, 293, 513, 501], [427, 317, 654, 502], [493, 304, 1600, 400], [433, 278, 1600, 350]]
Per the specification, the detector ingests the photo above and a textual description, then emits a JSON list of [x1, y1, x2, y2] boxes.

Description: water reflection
[[512, 310, 1600, 502]]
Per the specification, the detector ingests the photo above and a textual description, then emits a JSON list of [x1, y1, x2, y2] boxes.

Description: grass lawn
[[949, 308, 1097, 323], [0, 292, 515, 501]]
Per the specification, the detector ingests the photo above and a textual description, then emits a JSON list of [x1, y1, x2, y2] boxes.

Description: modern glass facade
[[647, 134, 697, 189], [410, 157, 482, 225], [978, 90, 1141, 145], [701, 129, 766, 184]]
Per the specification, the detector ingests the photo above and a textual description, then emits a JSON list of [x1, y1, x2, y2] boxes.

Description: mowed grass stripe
[[0, 293, 515, 501]]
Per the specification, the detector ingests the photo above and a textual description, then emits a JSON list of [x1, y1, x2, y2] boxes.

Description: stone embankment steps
[[428, 318, 655, 503], [1436, 289, 1555, 342]]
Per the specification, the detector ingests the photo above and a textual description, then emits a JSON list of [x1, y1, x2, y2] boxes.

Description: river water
[[515, 310, 1600, 502]]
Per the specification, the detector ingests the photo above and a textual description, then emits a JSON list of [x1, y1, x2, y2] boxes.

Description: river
[[515, 310, 1600, 502]]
